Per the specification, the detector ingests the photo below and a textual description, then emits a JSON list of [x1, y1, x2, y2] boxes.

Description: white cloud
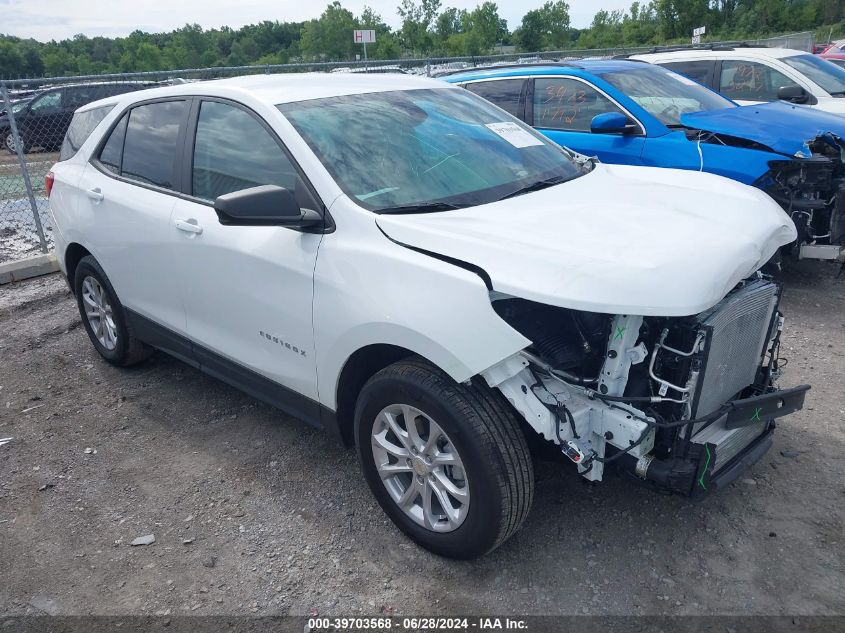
[[3, 0, 637, 42]]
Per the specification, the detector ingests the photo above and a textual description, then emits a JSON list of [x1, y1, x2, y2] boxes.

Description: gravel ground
[[0, 265, 843, 617]]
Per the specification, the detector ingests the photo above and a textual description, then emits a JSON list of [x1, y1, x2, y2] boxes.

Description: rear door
[[528, 76, 646, 165], [658, 60, 717, 90], [170, 98, 324, 411], [76, 99, 191, 355]]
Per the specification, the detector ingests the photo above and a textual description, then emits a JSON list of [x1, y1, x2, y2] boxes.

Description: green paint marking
[[750, 407, 762, 422], [698, 445, 711, 490], [614, 326, 626, 341]]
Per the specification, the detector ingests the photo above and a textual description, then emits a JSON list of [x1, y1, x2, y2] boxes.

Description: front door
[[172, 99, 323, 411], [530, 77, 646, 165]]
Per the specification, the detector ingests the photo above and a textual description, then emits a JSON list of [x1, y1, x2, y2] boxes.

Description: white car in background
[[632, 47, 845, 114], [46, 73, 806, 558]]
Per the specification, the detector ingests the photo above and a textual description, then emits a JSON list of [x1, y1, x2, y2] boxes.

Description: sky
[[2, 0, 636, 42]]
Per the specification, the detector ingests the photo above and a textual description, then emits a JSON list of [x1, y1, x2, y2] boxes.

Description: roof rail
[[619, 41, 765, 57], [435, 60, 583, 77]]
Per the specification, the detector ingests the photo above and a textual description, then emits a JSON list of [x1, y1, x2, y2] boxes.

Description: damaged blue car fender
[[444, 61, 845, 260]]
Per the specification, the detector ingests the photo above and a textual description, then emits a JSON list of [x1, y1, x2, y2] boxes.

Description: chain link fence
[[0, 32, 815, 265]]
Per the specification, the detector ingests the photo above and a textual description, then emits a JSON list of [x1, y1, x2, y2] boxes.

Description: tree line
[[0, 0, 843, 78]]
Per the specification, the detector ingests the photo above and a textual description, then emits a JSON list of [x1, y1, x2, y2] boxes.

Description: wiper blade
[[501, 176, 569, 200], [377, 201, 463, 215]]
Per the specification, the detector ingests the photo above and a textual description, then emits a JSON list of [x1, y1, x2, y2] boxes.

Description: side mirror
[[777, 84, 810, 104], [214, 185, 322, 228], [590, 112, 638, 135]]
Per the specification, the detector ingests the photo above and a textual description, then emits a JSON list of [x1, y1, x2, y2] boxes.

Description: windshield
[[277, 88, 584, 212], [782, 54, 845, 96], [600, 65, 736, 126], [11, 100, 29, 113]]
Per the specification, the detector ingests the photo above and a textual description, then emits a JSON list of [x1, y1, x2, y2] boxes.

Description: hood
[[376, 164, 796, 317], [680, 101, 845, 157], [812, 97, 845, 117]]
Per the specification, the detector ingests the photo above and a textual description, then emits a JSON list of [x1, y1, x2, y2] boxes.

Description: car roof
[[632, 47, 806, 62], [443, 59, 648, 82], [77, 72, 450, 113]]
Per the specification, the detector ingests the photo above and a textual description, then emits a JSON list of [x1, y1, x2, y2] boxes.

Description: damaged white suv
[[48, 74, 809, 558]]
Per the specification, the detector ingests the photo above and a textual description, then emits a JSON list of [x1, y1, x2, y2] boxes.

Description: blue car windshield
[[277, 88, 584, 213], [781, 54, 845, 96], [601, 65, 736, 126]]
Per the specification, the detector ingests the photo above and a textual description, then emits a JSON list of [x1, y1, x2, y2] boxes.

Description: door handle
[[175, 219, 203, 235], [86, 187, 104, 202]]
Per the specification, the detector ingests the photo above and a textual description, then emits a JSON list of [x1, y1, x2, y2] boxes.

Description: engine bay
[[758, 133, 845, 260], [483, 277, 807, 495]]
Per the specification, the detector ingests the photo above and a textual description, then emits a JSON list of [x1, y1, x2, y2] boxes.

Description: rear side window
[[191, 100, 297, 201], [59, 104, 114, 161], [659, 60, 716, 87], [463, 79, 527, 119], [120, 101, 187, 189], [98, 113, 128, 174]]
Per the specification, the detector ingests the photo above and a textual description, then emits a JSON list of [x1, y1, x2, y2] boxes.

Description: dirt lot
[[0, 265, 843, 617]]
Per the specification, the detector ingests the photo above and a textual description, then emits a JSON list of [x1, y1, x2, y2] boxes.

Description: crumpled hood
[[376, 164, 796, 317], [680, 102, 845, 157]]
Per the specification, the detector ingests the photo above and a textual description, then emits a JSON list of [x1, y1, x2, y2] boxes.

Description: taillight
[[45, 171, 54, 198]]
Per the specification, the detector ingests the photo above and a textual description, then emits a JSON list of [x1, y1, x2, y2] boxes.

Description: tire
[[3, 129, 27, 154], [355, 358, 534, 559], [73, 255, 152, 367]]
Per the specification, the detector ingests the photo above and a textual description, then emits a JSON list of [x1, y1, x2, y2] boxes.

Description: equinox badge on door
[[259, 330, 307, 357]]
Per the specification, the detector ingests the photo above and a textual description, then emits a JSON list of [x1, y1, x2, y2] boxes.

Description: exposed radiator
[[691, 280, 779, 420]]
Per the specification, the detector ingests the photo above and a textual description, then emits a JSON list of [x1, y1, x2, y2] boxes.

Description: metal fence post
[[0, 82, 48, 254]]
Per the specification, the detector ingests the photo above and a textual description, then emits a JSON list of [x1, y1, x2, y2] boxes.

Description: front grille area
[[692, 280, 779, 419]]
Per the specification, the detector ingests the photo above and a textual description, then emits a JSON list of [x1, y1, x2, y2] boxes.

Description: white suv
[[47, 74, 807, 558], [632, 47, 845, 114]]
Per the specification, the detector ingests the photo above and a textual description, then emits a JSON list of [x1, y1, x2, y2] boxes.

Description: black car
[[1, 82, 153, 154]]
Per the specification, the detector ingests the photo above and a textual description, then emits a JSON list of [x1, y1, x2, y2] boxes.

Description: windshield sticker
[[484, 122, 545, 148]]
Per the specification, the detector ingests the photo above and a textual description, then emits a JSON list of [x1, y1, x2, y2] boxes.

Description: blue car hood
[[680, 102, 845, 157]]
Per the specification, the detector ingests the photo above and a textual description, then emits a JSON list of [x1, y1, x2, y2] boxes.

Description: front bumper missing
[[618, 385, 810, 497]]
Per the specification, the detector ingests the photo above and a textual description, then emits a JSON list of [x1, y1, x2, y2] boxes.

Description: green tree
[[301, 2, 357, 60], [463, 2, 507, 51], [397, 0, 441, 54], [514, 0, 570, 51], [0, 41, 24, 78]]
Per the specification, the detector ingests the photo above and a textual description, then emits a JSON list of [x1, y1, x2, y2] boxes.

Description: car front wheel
[[3, 129, 26, 154], [355, 359, 534, 559]]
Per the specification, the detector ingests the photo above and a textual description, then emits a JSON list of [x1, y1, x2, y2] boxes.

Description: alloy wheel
[[81, 276, 118, 351], [371, 403, 469, 532]]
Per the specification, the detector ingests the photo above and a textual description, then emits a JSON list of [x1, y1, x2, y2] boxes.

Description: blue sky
[[2, 0, 636, 41]]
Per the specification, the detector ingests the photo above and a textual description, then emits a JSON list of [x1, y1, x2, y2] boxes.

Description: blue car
[[444, 61, 845, 261]]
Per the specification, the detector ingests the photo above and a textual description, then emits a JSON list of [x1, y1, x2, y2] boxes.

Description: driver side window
[[191, 100, 298, 201], [533, 78, 624, 132], [30, 91, 62, 113], [719, 60, 793, 101]]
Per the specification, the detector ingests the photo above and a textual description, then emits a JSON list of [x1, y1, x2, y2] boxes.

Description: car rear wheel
[[355, 359, 534, 559], [73, 255, 152, 367]]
